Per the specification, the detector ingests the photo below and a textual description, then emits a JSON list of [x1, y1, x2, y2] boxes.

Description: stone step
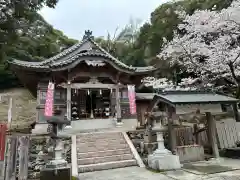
[[78, 148, 132, 159], [76, 138, 126, 144], [76, 140, 127, 148], [76, 136, 124, 142], [78, 159, 137, 173], [77, 143, 130, 153], [77, 132, 123, 140], [78, 154, 134, 165]]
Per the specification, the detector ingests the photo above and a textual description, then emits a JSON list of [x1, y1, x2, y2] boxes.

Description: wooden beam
[[66, 80, 71, 122], [69, 71, 117, 83], [232, 103, 239, 122], [58, 82, 123, 89], [116, 83, 122, 122], [168, 106, 177, 155]]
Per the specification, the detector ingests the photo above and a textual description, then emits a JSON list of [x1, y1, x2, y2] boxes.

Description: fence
[[175, 118, 240, 149], [175, 126, 209, 146], [216, 118, 240, 149], [0, 124, 30, 180]]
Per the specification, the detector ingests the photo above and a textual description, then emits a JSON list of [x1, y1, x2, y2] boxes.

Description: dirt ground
[[0, 88, 36, 129]]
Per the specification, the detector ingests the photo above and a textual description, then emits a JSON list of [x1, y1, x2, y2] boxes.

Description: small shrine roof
[[153, 91, 238, 105], [136, 93, 155, 100]]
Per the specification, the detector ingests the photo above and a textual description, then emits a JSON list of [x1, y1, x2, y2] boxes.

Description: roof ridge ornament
[[83, 30, 93, 40]]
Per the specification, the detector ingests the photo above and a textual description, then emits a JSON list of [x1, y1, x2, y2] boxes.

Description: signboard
[[44, 82, 55, 117], [127, 85, 136, 115], [176, 103, 222, 114]]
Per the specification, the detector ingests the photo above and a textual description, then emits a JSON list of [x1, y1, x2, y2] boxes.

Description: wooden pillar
[[66, 81, 71, 122], [168, 107, 177, 155], [206, 112, 219, 158], [116, 84, 122, 123], [232, 103, 239, 122], [193, 124, 200, 144]]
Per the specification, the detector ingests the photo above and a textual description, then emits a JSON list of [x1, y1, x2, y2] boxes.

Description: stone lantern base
[[40, 165, 71, 180], [147, 129, 181, 170], [148, 151, 181, 170]]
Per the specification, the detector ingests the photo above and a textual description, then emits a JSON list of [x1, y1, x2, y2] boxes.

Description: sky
[[39, 0, 168, 40]]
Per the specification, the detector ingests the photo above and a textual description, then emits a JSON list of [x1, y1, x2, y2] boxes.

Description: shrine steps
[[76, 132, 138, 173]]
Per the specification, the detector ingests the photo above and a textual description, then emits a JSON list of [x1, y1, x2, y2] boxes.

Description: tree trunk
[[236, 84, 240, 99]]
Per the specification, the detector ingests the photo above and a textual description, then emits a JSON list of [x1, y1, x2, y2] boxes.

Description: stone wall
[[28, 136, 71, 180]]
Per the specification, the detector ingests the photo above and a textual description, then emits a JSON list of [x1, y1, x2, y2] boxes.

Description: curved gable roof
[[8, 37, 157, 74]]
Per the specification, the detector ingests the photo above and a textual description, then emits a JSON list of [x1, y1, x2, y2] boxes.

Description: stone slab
[[182, 158, 240, 175], [163, 170, 201, 180]]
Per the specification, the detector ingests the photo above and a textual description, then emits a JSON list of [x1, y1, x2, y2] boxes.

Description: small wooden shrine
[[147, 91, 239, 161], [8, 30, 156, 124]]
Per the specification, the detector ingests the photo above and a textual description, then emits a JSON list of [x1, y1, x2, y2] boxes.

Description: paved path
[[79, 167, 172, 180], [79, 167, 240, 180]]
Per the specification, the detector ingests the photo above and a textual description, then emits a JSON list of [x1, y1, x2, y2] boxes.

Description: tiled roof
[[9, 59, 49, 69], [136, 93, 155, 100], [155, 91, 239, 104], [8, 37, 156, 73]]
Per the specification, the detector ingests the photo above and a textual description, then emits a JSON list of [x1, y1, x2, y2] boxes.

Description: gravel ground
[[79, 167, 172, 180], [79, 167, 240, 180]]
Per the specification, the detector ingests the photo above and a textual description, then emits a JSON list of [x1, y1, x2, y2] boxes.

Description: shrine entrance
[[71, 88, 113, 120]]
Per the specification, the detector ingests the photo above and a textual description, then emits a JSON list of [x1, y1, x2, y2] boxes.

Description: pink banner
[[127, 85, 136, 114], [44, 82, 55, 117]]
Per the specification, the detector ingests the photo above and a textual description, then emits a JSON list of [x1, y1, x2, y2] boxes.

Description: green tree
[[131, 0, 234, 68], [0, 0, 59, 62], [0, 12, 77, 90]]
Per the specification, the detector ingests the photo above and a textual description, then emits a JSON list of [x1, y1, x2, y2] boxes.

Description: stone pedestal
[[148, 151, 181, 170], [148, 121, 181, 170], [40, 166, 71, 180]]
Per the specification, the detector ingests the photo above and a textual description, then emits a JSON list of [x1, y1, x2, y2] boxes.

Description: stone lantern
[[40, 116, 71, 180], [148, 113, 181, 170]]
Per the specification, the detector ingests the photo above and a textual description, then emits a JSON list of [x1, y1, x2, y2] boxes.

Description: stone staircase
[[76, 132, 138, 173]]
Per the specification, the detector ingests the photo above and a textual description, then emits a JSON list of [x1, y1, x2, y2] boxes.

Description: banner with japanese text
[[44, 82, 55, 117], [127, 85, 136, 115]]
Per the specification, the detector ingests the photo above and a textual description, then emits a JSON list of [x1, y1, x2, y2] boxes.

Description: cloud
[[39, 0, 168, 39]]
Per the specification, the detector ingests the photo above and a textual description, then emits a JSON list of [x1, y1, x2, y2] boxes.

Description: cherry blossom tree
[[142, 77, 211, 91], [158, 0, 240, 97]]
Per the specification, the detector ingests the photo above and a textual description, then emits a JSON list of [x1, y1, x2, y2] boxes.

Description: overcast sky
[[39, 0, 168, 40]]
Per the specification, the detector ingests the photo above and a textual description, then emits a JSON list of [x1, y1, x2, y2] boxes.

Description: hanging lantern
[[99, 89, 102, 95], [87, 89, 90, 95], [110, 88, 112, 94], [74, 89, 77, 94]]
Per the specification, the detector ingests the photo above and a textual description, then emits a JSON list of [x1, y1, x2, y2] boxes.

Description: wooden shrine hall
[[8, 30, 156, 128]]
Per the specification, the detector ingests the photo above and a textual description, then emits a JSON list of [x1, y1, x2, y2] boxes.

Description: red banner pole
[[0, 124, 7, 161]]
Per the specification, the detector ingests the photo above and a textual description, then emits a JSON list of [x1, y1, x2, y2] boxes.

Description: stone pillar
[[148, 117, 181, 170], [206, 112, 219, 158], [116, 83, 122, 125]]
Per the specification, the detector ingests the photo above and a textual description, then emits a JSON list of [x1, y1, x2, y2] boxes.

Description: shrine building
[[8, 30, 156, 129]]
